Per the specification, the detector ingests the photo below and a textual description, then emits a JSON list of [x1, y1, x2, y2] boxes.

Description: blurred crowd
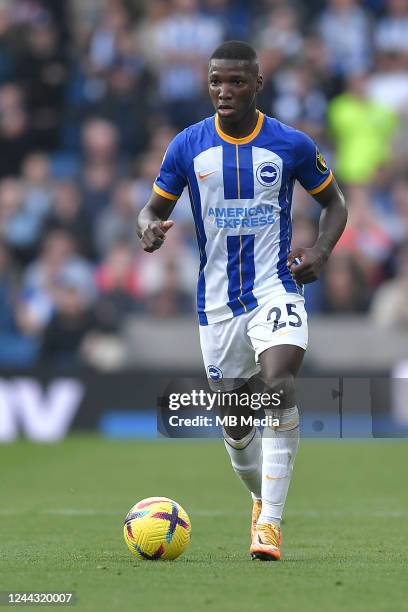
[[0, 0, 408, 368]]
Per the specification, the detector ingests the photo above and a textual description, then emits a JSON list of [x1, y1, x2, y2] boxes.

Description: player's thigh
[[258, 343, 305, 380], [199, 315, 259, 390], [247, 294, 307, 403], [255, 344, 305, 411], [247, 293, 308, 364]]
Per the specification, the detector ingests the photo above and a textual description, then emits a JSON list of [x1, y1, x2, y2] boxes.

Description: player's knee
[[220, 400, 254, 440], [222, 421, 254, 441], [262, 371, 296, 411]]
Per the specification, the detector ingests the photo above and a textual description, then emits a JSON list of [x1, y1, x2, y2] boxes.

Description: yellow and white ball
[[123, 497, 191, 560]]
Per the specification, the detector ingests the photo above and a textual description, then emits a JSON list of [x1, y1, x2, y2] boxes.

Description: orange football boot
[[250, 522, 282, 561], [251, 499, 262, 541]]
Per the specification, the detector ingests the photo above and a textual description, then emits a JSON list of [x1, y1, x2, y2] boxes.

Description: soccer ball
[[123, 497, 191, 560]]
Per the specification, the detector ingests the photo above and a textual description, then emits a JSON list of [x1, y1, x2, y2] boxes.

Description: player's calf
[[223, 426, 262, 503], [256, 370, 300, 560]]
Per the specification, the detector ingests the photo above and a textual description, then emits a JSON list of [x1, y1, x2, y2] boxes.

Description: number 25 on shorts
[[267, 303, 302, 333]]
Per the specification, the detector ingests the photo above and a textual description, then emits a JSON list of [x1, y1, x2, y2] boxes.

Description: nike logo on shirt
[[198, 170, 217, 180]]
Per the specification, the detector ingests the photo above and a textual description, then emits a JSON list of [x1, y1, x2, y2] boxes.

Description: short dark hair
[[210, 40, 258, 63]]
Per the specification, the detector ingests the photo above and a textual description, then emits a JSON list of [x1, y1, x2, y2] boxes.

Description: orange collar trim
[[215, 111, 264, 145]]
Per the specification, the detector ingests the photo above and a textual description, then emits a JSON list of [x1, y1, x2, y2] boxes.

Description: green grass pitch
[[1, 436, 407, 611]]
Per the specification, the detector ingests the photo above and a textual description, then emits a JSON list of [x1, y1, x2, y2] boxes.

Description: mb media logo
[[207, 365, 223, 381], [256, 162, 280, 187]]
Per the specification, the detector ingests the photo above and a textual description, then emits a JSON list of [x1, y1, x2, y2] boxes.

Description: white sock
[[258, 406, 300, 528], [223, 427, 262, 500]]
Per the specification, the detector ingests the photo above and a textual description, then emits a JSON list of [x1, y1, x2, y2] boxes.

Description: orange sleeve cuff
[[308, 171, 333, 195], [153, 183, 179, 201]]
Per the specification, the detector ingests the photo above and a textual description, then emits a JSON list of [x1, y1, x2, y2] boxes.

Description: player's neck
[[218, 108, 259, 139]]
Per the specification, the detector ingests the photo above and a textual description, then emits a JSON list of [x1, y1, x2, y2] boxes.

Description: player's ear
[[256, 74, 263, 93]]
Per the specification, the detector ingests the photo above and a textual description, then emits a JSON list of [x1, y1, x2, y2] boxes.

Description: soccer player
[[137, 41, 347, 560]]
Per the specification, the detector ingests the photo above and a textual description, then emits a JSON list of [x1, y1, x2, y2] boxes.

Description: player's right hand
[[139, 220, 174, 253]]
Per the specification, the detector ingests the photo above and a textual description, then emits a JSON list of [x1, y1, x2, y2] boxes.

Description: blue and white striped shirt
[[154, 112, 333, 325]]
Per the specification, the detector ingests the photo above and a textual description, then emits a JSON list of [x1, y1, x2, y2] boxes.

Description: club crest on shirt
[[256, 162, 280, 187], [207, 365, 223, 381], [316, 148, 328, 173]]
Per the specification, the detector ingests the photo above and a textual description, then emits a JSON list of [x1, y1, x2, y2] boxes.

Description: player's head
[[208, 40, 263, 124]]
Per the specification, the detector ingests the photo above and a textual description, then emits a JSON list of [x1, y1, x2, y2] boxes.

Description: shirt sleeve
[[153, 131, 187, 201], [293, 130, 333, 195]]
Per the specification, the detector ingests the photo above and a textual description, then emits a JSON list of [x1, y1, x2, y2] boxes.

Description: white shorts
[[199, 293, 308, 390]]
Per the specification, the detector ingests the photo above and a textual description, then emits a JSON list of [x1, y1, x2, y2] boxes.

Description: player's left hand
[[287, 246, 327, 284]]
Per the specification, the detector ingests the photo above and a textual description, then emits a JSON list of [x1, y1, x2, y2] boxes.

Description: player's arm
[[288, 132, 348, 284], [137, 192, 177, 253], [137, 131, 186, 253], [287, 177, 347, 284]]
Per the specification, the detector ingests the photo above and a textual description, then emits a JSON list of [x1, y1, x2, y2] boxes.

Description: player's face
[[208, 59, 262, 123]]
